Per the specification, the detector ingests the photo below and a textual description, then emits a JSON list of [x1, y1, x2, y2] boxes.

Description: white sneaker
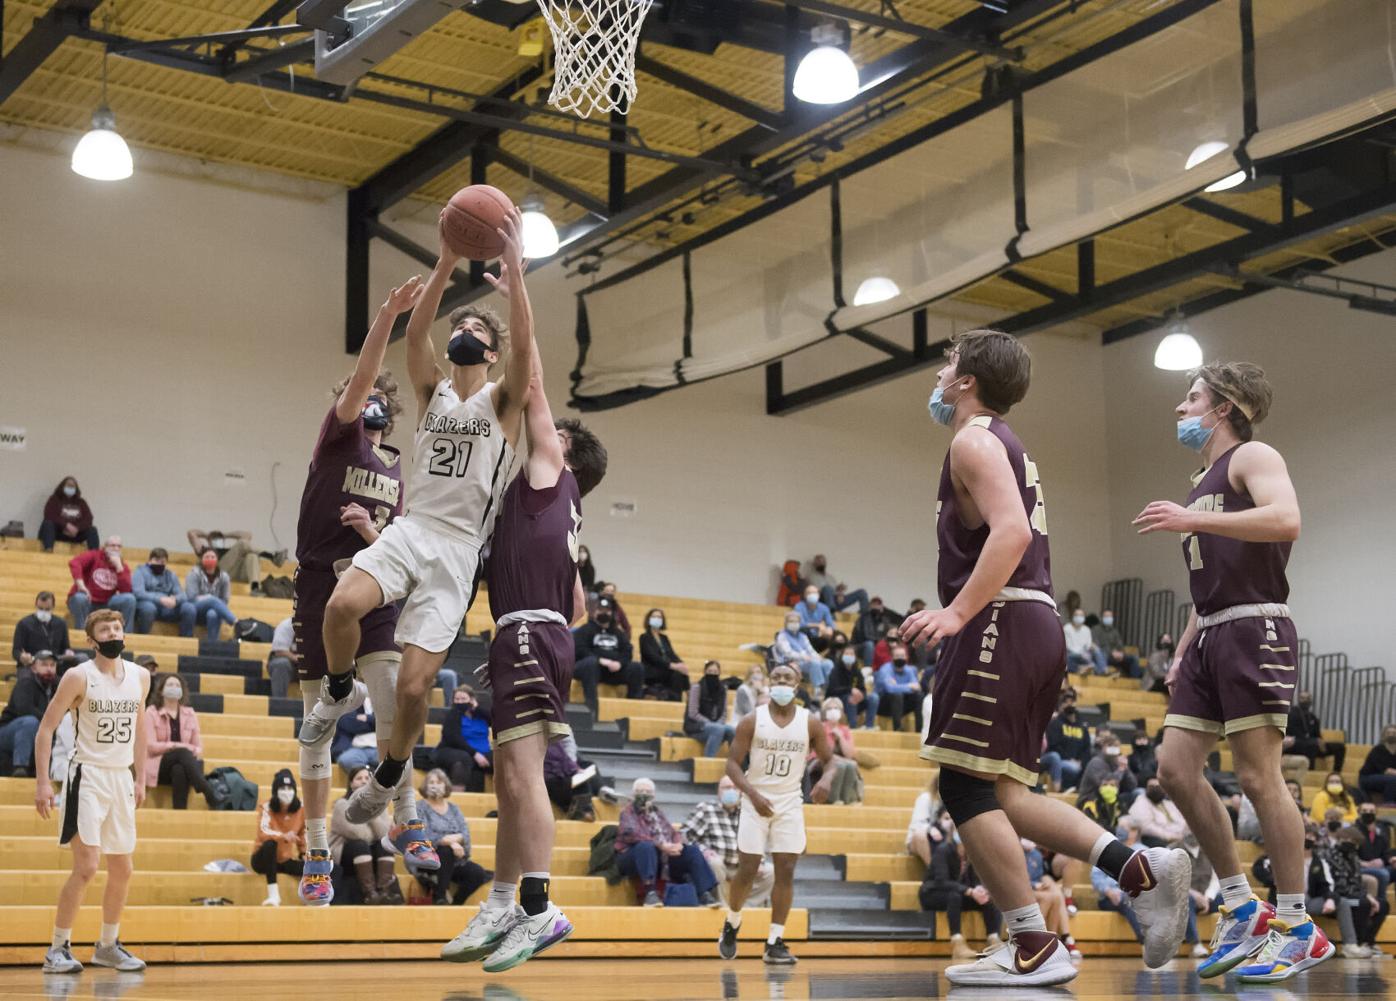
[[945, 931, 1078, 987], [1192, 943, 1210, 958], [1342, 943, 1372, 959], [41, 944, 82, 974], [296, 678, 367, 748], [91, 941, 146, 972], [1130, 846, 1192, 968], [482, 904, 575, 973], [442, 904, 525, 963]]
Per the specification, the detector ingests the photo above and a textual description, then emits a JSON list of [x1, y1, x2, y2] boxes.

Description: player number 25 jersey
[[746, 705, 810, 809], [73, 659, 143, 769], [406, 378, 514, 543]]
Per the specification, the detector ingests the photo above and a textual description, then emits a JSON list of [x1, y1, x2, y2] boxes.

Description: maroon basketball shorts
[[292, 567, 399, 682], [1165, 613, 1298, 737], [487, 620, 574, 744], [921, 598, 1066, 787]]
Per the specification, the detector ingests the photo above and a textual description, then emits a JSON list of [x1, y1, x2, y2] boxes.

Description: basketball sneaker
[[382, 820, 440, 873], [41, 944, 82, 974], [944, 930, 1078, 987], [345, 774, 394, 824], [91, 941, 146, 972], [1234, 918, 1334, 982], [718, 920, 739, 960], [298, 848, 334, 906], [1124, 846, 1193, 968], [1197, 896, 1275, 978], [482, 904, 574, 973], [442, 904, 526, 963], [297, 678, 367, 748], [763, 938, 797, 965]]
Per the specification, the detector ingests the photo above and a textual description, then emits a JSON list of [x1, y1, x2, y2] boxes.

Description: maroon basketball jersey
[[487, 468, 582, 622], [1182, 444, 1290, 615], [936, 415, 1053, 608], [295, 406, 403, 571]]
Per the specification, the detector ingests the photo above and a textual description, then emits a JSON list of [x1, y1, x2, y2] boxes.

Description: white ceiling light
[[852, 275, 900, 306], [1154, 313, 1203, 371], [71, 52, 132, 181], [1185, 140, 1246, 193], [519, 194, 560, 259], [793, 24, 858, 105], [1204, 170, 1247, 193]]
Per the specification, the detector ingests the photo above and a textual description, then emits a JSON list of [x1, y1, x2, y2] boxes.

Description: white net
[[536, 0, 655, 118]]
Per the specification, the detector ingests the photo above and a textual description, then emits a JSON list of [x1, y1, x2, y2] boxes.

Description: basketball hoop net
[[535, 0, 655, 119]]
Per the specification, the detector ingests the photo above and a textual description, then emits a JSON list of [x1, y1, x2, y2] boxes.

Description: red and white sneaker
[[945, 930, 1078, 987]]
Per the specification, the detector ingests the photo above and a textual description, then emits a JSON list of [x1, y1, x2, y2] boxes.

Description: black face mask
[[892, 658, 907, 668], [1360, 815, 1377, 826], [1304, 840, 1316, 852], [1146, 788, 1165, 804], [447, 330, 493, 366], [95, 639, 124, 659], [1327, 820, 1343, 832], [362, 395, 389, 430], [594, 613, 613, 628], [1062, 709, 1077, 721]]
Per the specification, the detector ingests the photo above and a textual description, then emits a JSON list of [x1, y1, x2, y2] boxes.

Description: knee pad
[[938, 767, 1001, 827], [358, 651, 401, 741], [298, 690, 332, 780]]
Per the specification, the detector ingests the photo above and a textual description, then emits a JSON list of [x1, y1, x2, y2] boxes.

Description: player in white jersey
[[300, 208, 536, 869], [33, 609, 150, 975], [718, 663, 832, 965]]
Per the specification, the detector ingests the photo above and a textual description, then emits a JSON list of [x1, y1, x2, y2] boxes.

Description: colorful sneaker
[[41, 944, 82, 974], [1234, 918, 1334, 982], [945, 930, 1078, 987], [296, 678, 366, 748], [481, 904, 574, 973], [1198, 897, 1276, 978], [298, 848, 334, 906], [91, 940, 146, 972], [345, 774, 394, 824], [382, 820, 440, 873], [1126, 847, 1193, 968], [442, 904, 526, 963]]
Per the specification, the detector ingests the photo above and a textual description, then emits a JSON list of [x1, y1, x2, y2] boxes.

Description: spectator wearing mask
[[39, 476, 99, 552], [1077, 734, 1138, 807], [872, 625, 903, 672], [576, 544, 596, 591], [684, 661, 735, 758], [810, 698, 863, 804], [333, 698, 379, 776], [434, 686, 493, 792], [132, 547, 196, 637], [184, 528, 281, 592], [1355, 804, 1395, 906], [66, 536, 136, 631], [1309, 772, 1359, 825], [0, 650, 57, 776], [1042, 698, 1091, 792], [142, 672, 211, 810], [919, 814, 1003, 960], [1127, 778, 1188, 848], [13, 593, 75, 674], [1022, 837, 1080, 959], [1063, 610, 1105, 674], [615, 777, 720, 908], [874, 644, 921, 733], [573, 598, 644, 713], [1143, 634, 1173, 693], [1058, 590, 1082, 624], [184, 548, 238, 641], [543, 738, 603, 822], [1285, 691, 1346, 773], [417, 768, 491, 905], [851, 597, 901, 670], [1092, 818, 1145, 943], [733, 666, 766, 721], [795, 586, 836, 650], [1091, 611, 1139, 679], [1359, 725, 1396, 804], [252, 769, 306, 907], [640, 608, 690, 700], [905, 779, 942, 868], [1326, 825, 1383, 957], [772, 611, 831, 693], [1079, 774, 1123, 832], [803, 554, 870, 614], [329, 766, 401, 904], [825, 648, 877, 730], [1128, 730, 1158, 785], [681, 777, 774, 907], [267, 616, 296, 700], [590, 582, 632, 638]]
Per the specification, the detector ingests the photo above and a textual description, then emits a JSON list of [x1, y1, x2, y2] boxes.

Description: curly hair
[[330, 370, 404, 439], [1189, 361, 1272, 442], [448, 305, 506, 352], [557, 418, 608, 497]]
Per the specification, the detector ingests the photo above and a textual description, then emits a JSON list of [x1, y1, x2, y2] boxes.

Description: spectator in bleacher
[[809, 697, 863, 805], [684, 660, 735, 758], [434, 685, 493, 792], [573, 597, 644, 713], [796, 586, 836, 650], [1091, 610, 1139, 679], [1127, 777, 1188, 847], [1329, 825, 1384, 957], [1057, 590, 1082, 624], [1309, 771, 1360, 825], [1092, 817, 1145, 944], [803, 554, 869, 614], [773, 611, 831, 694], [576, 544, 596, 592], [39, 476, 99, 552], [1236, 794, 1263, 842], [332, 697, 379, 776], [905, 779, 942, 868], [267, 616, 295, 700], [0, 649, 56, 776], [251, 768, 306, 907], [1077, 733, 1137, 808], [851, 596, 901, 671], [589, 582, 631, 638], [733, 665, 766, 721], [543, 737, 602, 822], [1358, 725, 1396, 804], [1079, 773, 1123, 831], [142, 671, 211, 810], [1355, 803, 1395, 907], [872, 624, 902, 672], [639, 608, 690, 700], [826, 648, 877, 730], [1042, 695, 1090, 792], [918, 814, 1003, 960], [132, 547, 196, 637], [66, 537, 135, 631], [615, 777, 720, 907], [184, 548, 239, 641], [874, 643, 921, 733], [1022, 837, 1080, 959], [330, 765, 401, 904], [417, 768, 492, 905], [1063, 609, 1105, 674], [1285, 690, 1346, 773], [12, 592, 74, 673], [1127, 729, 1158, 785], [1255, 825, 1353, 950], [185, 528, 283, 594], [681, 776, 774, 907], [1143, 633, 1173, 693]]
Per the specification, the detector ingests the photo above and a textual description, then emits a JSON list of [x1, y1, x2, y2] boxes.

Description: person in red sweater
[[39, 477, 99, 552], [67, 537, 135, 631]]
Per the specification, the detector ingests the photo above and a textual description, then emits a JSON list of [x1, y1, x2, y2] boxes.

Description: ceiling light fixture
[[852, 275, 900, 306], [1185, 140, 1246, 193], [1153, 312, 1203, 371], [71, 50, 132, 181], [793, 24, 858, 105], [520, 194, 560, 259]]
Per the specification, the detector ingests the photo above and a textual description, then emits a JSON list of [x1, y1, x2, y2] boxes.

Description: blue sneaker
[[298, 848, 334, 906], [383, 820, 440, 873], [1234, 918, 1334, 982]]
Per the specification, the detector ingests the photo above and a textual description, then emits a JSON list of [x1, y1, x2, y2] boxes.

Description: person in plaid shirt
[[682, 776, 774, 906], [615, 778, 720, 907]]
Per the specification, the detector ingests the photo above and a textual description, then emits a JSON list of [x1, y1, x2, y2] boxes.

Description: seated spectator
[[795, 586, 836, 650], [1287, 778, 1306, 813], [142, 672, 212, 810], [1022, 837, 1080, 958], [1079, 774, 1123, 832], [1127, 778, 1188, 848], [184, 549, 238, 641], [1042, 697, 1090, 792], [417, 768, 492, 905], [1092, 818, 1144, 943], [905, 779, 942, 868], [333, 698, 379, 776], [543, 737, 604, 821], [1077, 734, 1138, 808], [1128, 730, 1158, 785], [803, 554, 869, 614], [1058, 590, 1082, 624], [1309, 771, 1359, 825], [576, 544, 596, 591], [826, 648, 877, 730], [874, 644, 921, 733], [615, 778, 720, 907], [185, 528, 284, 593], [0, 650, 57, 776], [1358, 725, 1396, 804], [1236, 794, 1263, 843], [268, 616, 296, 700], [39, 476, 99, 552], [873, 625, 903, 672], [640, 608, 690, 701], [1091, 610, 1139, 679], [681, 777, 774, 907], [12, 592, 75, 674], [329, 766, 401, 904], [809, 698, 862, 804], [1286, 691, 1346, 773], [1063, 610, 1105, 674], [1326, 825, 1383, 957], [918, 814, 1003, 959], [772, 611, 831, 693], [1355, 803, 1395, 907], [733, 665, 766, 721], [573, 598, 644, 713], [251, 769, 306, 907], [852, 597, 901, 672], [67, 537, 135, 631], [434, 686, 493, 792], [1143, 634, 1173, 693], [589, 582, 632, 638], [684, 661, 735, 758], [132, 547, 196, 636]]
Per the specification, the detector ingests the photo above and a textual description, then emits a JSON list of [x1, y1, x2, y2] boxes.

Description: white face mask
[[648, 616, 664, 630], [425, 782, 447, 799], [824, 709, 842, 722], [35, 609, 52, 623], [63, 486, 77, 498], [1072, 615, 1085, 626], [276, 787, 295, 806], [1101, 616, 1114, 627], [163, 683, 182, 700]]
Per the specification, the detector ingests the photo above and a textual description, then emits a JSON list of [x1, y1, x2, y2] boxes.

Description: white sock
[[265, 883, 281, 904], [1220, 872, 1251, 910], [392, 781, 418, 825], [306, 817, 328, 853], [488, 881, 518, 910], [1088, 831, 1115, 867], [1275, 892, 1307, 924], [99, 922, 119, 948], [726, 909, 743, 929], [51, 927, 71, 950], [1004, 903, 1047, 936], [767, 922, 784, 945]]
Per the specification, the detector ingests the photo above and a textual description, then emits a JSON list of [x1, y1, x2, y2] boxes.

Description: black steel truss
[[0, 0, 106, 106]]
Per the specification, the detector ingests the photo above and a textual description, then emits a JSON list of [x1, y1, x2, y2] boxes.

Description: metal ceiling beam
[[634, 53, 786, 131], [223, 38, 315, 82], [217, 0, 302, 63], [844, 326, 912, 359], [1182, 195, 1268, 232], [0, 0, 106, 107], [775, 0, 1021, 60], [488, 146, 609, 218], [110, 24, 307, 53]]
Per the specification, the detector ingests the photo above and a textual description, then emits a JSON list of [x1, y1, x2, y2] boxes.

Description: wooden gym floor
[[0, 957, 1387, 1001]]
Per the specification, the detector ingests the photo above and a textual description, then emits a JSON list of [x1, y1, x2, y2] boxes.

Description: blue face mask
[[719, 789, 740, 807], [769, 685, 796, 706], [927, 383, 963, 426], [1176, 405, 1221, 452]]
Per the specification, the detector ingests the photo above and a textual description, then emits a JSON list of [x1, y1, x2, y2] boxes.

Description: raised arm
[[334, 276, 424, 425], [519, 321, 564, 490], [485, 209, 534, 446], [404, 222, 462, 418], [1134, 441, 1300, 543]]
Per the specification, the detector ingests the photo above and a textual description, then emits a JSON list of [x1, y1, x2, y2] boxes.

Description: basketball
[[440, 184, 515, 261]]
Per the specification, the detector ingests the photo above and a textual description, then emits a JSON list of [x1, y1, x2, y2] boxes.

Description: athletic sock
[[326, 671, 354, 702], [266, 884, 282, 904], [521, 873, 551, 917], [51, 927, 71, 951], [375, 755, 407, 792], [99, 923, 119, 948], [488, 882, 518, 911], [725, 909, 743, 930], [1275, 892, 1306, 925], [767, 923, 784, 945], [306, 817, 329, 853], [1003, 903, 1048, 937], [1091, 831, 1135, 882], [391, 777, 418, 825], [1220, 873, 1252, 910]]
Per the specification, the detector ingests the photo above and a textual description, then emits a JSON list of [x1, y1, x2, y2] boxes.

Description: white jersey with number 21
[[406, 378, 513, 544], [747, 704, 810, 812]]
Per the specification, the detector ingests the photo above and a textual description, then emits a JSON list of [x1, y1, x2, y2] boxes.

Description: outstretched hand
[[383, 275, 424, 314], [483, 208, 529, 298], [1133, 500, 1193, 535]]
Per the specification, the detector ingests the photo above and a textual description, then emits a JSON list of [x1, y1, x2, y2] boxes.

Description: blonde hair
[[1190, 361, 1272, 439], [85, 608, 124, 642], [418, 767, 452, 799]]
